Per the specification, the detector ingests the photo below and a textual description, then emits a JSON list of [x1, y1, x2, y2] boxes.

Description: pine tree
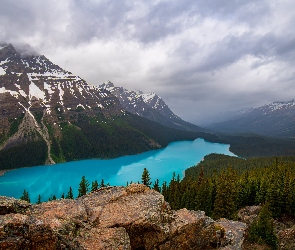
[[195, 168, 213, 214], [267, 173, 284, 218], [161, 181, 168, 200], [176, 174, 181, 183], [196, 179, 213, 216], [61, 193, 65, 199], [184, 179, 197, 210], [197, 167, 204, 185], [100, 179, 106, 188], [141, 168, 151, 187], [248, 203, 277, 248], [213, 167, 238, 219], [180, 190, 188, 208], [153, 179, 161, 192], [288, 179, 295, 216], [78, 176, 90, 197], [256, 179, 268, 204], [20, 189, 30, 203], [66, 186, 74, 199], [91, 180, 99, 191], [237, 171, 251, 208], [168, 175, 181, 210], [48, 195, 57, 201], [36, 194, 42, 204]]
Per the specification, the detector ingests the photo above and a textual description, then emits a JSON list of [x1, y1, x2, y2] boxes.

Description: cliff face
[[0, 184, 246, 250]]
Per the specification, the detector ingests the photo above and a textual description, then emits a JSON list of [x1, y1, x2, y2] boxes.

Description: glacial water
[[0, 139, 235, 202]]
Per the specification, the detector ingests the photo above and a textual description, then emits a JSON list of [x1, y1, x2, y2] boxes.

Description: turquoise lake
[[0, 139, 235, 202]]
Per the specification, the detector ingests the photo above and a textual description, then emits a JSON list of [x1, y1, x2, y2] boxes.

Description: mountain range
[[1, 43, 295, 172], [100, 81, 204, 132], [208, 100, 295, 138], [0, 43, 214, 171]]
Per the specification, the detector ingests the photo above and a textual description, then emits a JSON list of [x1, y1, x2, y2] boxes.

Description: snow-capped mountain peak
[[209, 99, 295, 137], [99, 82, 203, 132], [268, 100, 295, 111], [142, 92, 156, 103], [0, 44, 123, 138]]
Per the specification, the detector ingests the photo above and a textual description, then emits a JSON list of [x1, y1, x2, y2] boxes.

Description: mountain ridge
[[100, 81, 205, 132], [0, 43, 211, 171], [208, 99, 295, 138]]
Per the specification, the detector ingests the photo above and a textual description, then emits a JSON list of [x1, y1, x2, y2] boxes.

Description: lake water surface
[[0, 139, 235, 202]]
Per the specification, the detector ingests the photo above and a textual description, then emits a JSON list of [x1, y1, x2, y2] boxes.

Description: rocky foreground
[[0, 184, 246, 249]]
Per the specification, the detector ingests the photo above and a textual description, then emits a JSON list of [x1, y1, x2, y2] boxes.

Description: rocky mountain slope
[[0, 43, 122, 150], [100, 81, 204, 132], [0, 184, 247, 250], [208, 100, 295, 138], [0, 44, 211, 171]]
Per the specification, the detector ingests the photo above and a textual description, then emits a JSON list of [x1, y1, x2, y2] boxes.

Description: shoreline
[[0, 169, 8, 176]]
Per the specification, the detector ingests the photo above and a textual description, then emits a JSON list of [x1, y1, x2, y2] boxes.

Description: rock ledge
[[0, 184, 246, 249]]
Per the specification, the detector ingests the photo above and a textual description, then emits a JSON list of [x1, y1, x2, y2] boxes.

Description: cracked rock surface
[[0, 184, 246, 249]]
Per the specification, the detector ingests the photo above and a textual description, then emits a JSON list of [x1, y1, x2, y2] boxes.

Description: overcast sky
[[1, 0, 295, 125]]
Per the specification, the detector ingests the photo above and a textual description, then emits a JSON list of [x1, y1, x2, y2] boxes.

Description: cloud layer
[[1, 0, 295, 124]]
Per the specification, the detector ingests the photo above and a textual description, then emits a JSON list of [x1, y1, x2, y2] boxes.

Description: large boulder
[[0, 184, 246, 249]]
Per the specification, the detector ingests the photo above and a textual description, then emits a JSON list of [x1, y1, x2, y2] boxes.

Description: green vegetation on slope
[[185, 153, 295, 179], [217, 133, 295, 158], [53, 112, 209, 162], [0, 111, 214, 170], [145, 154, 292, 249], [160, 154, 295, 249], [161, 153, 295, 221], [0, 140, 47, 170]]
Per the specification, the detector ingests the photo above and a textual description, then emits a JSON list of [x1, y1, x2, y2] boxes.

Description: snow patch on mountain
[[142, 93, 156, 103], [0, 58, 9, 66], [209, 98, 295, 137], [44, 82, 54, 96], [29, 82, 45, 100], [99, 81, 203, 132], [57, 84, 64, 105], [268, 100, 295, 111], [0, 87, 6, 93], [14, 84, 27, 98], [77, 104, 85, 109], [0, 67, 5, 75], [0, 87, 19, 98]]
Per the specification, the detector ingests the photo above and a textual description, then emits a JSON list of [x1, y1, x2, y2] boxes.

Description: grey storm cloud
[[1, 0, 295, 125], [0, 0, 272, 45]]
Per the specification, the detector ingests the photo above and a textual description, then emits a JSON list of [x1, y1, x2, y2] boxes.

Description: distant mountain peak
[[99, 82, 204, 132], [209, 98, 295, 137], [101, 80, 114, 88], [142, 92, 156, 102], [267, 99, 295, 111]]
